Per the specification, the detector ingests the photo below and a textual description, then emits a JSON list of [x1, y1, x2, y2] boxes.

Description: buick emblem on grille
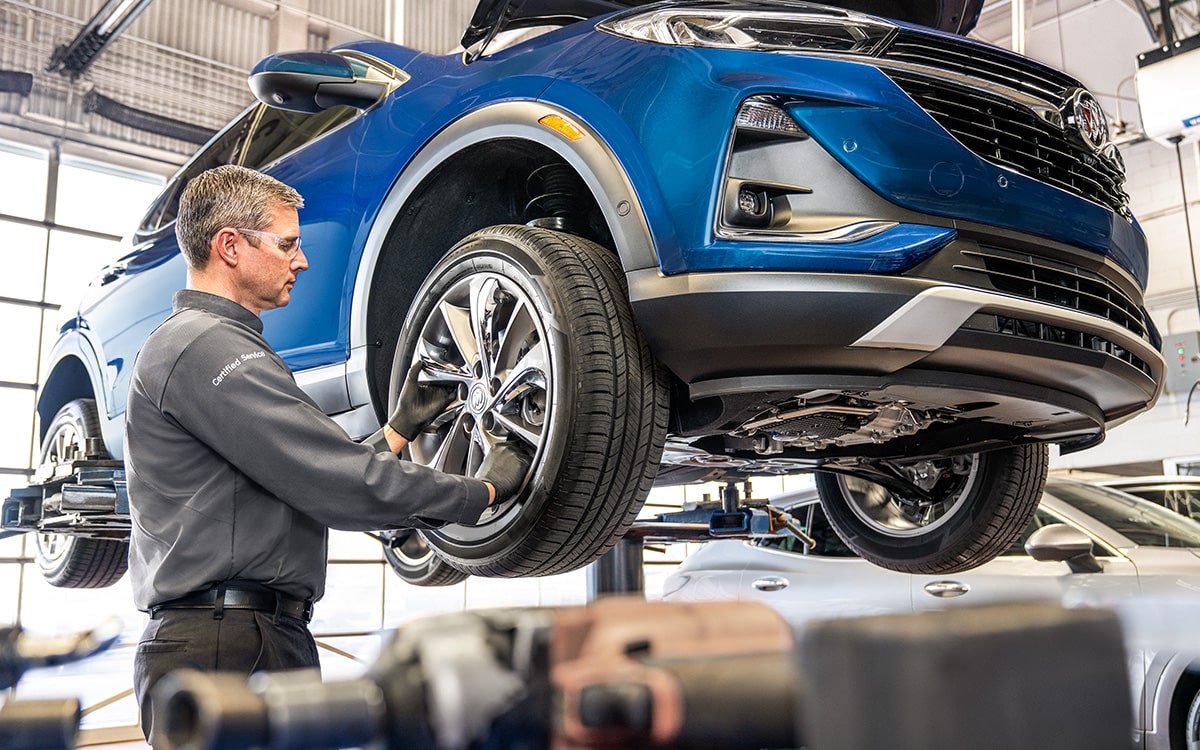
[[1064, 89, 1109, 152]]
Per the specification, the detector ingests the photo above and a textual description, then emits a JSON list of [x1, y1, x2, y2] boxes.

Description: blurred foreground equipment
[[155, 599, 1130, 750], [0, 620, 122, 750]]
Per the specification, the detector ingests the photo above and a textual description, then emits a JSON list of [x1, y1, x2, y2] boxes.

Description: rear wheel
[[1184, 681, 1200, 750], [816, 444, 1048, 573], [390, 225, 668, 577], [379, 530, 468, 587], [35, 399, 128, 588]]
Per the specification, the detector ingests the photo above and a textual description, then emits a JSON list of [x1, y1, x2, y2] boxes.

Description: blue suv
[[12, 0, 1162, 587]]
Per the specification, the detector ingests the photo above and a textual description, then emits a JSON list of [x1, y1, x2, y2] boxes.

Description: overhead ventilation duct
[[46, 0, 155, 80], [0, 71, 33, 96], [84, 91, 216, 145]]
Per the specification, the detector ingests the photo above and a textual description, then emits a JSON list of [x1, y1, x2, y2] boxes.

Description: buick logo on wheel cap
[[468, 383, 488, 414], [1065, 89, 1109, 152]]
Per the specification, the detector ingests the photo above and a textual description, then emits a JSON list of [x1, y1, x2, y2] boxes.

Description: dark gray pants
[[134, 608, 320, 746]]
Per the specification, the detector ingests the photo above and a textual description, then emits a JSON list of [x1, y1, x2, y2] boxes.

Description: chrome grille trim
[[881, 31, 1076, 104]]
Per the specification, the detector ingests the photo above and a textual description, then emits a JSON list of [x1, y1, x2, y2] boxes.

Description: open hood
[[462, 0, 983, 50]]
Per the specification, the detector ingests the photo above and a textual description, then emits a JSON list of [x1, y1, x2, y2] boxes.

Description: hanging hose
[[1170, 136, 1200, 424]]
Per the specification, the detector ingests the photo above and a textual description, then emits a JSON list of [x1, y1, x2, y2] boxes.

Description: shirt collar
[[173, 290, 265, 334]]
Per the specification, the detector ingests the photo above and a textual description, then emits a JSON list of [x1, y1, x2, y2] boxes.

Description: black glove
[[388, 362, 455, 440], [476, 441, 533, 503]]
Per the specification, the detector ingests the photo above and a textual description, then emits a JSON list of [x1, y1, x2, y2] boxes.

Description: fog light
[[738, 189, 764, 216]]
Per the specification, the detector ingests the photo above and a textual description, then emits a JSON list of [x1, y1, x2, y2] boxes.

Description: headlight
[[598, 4, 896, 56]]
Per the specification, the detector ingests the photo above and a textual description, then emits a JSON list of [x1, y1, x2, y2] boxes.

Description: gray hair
[[175, 165, 304, 269]]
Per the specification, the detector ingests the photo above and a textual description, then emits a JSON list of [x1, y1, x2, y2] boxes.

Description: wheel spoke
[[492, 411, 541, 448], [468, 422, 500, 475], [421, 411, 471, 473], [426, 401, 466, 432], [439, 300, 479, 370], [494, 296, 537, 373], [492, 341, 547, 407], [470, 276, 500, 382], [415, 342, 472, 386]]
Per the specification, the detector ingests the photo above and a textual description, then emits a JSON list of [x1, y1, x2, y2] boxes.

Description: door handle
[[752, 576, 789, 592], [923, 580, 970, 598]]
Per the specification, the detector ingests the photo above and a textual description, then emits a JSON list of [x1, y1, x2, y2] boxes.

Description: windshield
[[1046, 482, 1200, 549]]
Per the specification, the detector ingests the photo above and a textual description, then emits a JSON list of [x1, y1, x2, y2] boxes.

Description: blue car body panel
[[46, 4, 1160, 461]]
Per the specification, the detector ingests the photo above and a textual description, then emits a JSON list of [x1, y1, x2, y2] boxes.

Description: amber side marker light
[[539, 114, 585, 141]]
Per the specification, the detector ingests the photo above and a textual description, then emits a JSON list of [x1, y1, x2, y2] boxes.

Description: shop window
[[0, 388, 34, 472], [44, 231, 122, 308], [0, 140, 48, 222], [56, 156, 164, 238], [0, 221, 48, 301], [0, 305, 43, 384]]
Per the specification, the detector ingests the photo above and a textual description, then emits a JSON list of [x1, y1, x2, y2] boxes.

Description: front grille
[[955, 246, 1149, 341], [882, 32, 1078, 108], [876, 31, 1128, 213]]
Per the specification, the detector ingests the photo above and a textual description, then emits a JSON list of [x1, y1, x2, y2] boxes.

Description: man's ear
[[211, 227, 239, 267]]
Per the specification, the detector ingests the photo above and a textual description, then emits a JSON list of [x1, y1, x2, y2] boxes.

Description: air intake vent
[[955, 246, 1148, 342]]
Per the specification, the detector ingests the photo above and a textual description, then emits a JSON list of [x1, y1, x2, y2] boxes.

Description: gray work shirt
[[125, 289, 490, 611]]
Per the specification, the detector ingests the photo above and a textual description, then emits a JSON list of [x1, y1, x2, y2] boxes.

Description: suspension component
[[524, 163, 587, 232]]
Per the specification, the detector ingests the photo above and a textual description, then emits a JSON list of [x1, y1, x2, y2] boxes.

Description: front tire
[[390, 225, 669, 577], [35, 399, 128, 588], [816, 444, 1048, 573]]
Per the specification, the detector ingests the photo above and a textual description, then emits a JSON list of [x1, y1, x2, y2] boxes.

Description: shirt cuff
[[457, 478, 493, 524]]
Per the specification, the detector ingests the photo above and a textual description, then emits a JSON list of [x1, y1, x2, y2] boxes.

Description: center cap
[[468, 383, 489, 415]]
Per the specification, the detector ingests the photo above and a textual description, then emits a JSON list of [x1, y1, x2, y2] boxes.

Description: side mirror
[[249, 52, 396, 113], [1024, 524, 1103, 574]]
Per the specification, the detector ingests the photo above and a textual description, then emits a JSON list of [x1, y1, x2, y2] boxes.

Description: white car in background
[[1102, 475, 1200, 523], [662, 478, 1200, 750]]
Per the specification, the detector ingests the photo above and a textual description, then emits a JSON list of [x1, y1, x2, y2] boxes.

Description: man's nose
[[293, 246, 309, 271]]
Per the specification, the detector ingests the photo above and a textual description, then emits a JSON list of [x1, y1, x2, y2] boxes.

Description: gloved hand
[[476, 441, 533, 503], [388, 362, 456, 440]]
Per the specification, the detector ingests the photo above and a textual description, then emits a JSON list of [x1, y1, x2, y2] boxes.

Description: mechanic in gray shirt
[[125, 165, 531, 745]]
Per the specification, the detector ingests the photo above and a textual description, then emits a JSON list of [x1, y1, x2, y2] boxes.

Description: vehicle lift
[[592, 480, 814, 598], [2, 457, 810, 601], [1, 441, 127, 545]]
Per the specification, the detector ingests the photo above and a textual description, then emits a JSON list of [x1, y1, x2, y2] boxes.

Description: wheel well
[[364, 138, 613, 415], [36, 356, 94, 444], [1170, 665, 1200, 750]]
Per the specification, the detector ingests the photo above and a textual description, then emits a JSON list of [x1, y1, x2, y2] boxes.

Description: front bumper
[[628, 258, 1162, 445]]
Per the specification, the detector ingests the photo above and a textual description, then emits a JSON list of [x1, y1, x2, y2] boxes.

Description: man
[[125, 165, 530, 744]]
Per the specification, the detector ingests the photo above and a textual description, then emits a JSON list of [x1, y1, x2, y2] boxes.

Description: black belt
[[150, 585, 313, 623]]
